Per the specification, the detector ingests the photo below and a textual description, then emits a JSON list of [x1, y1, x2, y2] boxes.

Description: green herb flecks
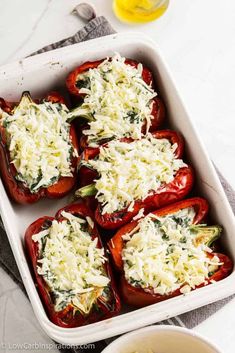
[[124, 111, 141, 124], [76, 77, 90, 90]]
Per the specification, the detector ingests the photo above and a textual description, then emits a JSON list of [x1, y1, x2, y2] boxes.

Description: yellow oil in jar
[[113, 0, 169, 23]]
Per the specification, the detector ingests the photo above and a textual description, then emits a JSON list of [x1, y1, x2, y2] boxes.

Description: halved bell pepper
[[66, 58, 165, 148], [78, 93, 166, 150], [0, 91, 79, 204], [25, 202, 121, 328], [76, 130, 194, 230], [67, 58, 154, 98], [108, 197, 233, 307]]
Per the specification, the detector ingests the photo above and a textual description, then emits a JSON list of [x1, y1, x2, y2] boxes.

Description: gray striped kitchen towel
[[0, 10, 234, 353]]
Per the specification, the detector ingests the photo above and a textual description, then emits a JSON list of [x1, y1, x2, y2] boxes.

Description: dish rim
[[0, 32, 234, 345]]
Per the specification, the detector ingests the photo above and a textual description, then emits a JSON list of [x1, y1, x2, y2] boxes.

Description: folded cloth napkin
[[0, 13, 234, 353]]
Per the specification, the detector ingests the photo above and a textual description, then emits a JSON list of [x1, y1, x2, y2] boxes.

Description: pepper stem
[[20, 91, 33, 106], [190, 225, 222, 247], [68, 106, 94, 122], [75, 183, 97, 198], [13, 91, 33, 114]]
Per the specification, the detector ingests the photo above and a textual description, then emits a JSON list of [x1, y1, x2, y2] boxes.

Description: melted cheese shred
[[122, 208, 221, 296], [88, 136, 187, 214], [1, 99, 75, 192], [74, 53, 157, 146], [32, 211, 110, 313]]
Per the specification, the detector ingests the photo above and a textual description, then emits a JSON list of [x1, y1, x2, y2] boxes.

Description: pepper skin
[[79, 130, 194, 230], [120, 252, 232, 307], [66, 58, 154, 97], [66, 58, 165, 148], [108, 197, 233, 307], [25, 202, 121, 328], [0, 92, 79, 204]]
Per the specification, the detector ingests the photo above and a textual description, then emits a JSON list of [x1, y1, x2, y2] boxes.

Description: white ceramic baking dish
[[0, 33, 234, 345]]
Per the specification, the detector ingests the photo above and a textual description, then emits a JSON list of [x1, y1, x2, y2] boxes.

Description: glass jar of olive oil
[[113, 0, 169, 23]]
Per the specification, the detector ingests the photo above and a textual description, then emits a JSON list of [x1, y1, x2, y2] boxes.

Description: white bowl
[[101, 325, 222, 353]]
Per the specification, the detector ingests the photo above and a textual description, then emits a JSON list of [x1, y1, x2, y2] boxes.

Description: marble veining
[[4, 0, 53, 64]]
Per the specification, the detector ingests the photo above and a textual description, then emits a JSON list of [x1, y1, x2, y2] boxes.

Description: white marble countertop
[[0, 0, 235, 352]]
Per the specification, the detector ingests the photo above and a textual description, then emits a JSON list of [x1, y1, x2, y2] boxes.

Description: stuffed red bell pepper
[[0, 91, 79, 204], [76, 130, 194, 230], [25, 202, 121, 328], [66, 54, 165, 148], [108, 197, 233, 307]]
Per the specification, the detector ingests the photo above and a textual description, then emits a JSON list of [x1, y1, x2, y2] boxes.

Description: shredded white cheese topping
[[122, 208, 221, 296], [87, 136, 187, 214], [72, 53, 157, 146], [1, 97, 76, 192], [32, 211, 110, 313]]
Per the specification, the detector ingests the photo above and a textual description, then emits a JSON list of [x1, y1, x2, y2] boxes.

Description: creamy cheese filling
[[72, 53, 157, 146], [32, 211, 110, 313], [122, 208, 221, 296], [1, 97, 76, 192], [87, 136, 187, 214]]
